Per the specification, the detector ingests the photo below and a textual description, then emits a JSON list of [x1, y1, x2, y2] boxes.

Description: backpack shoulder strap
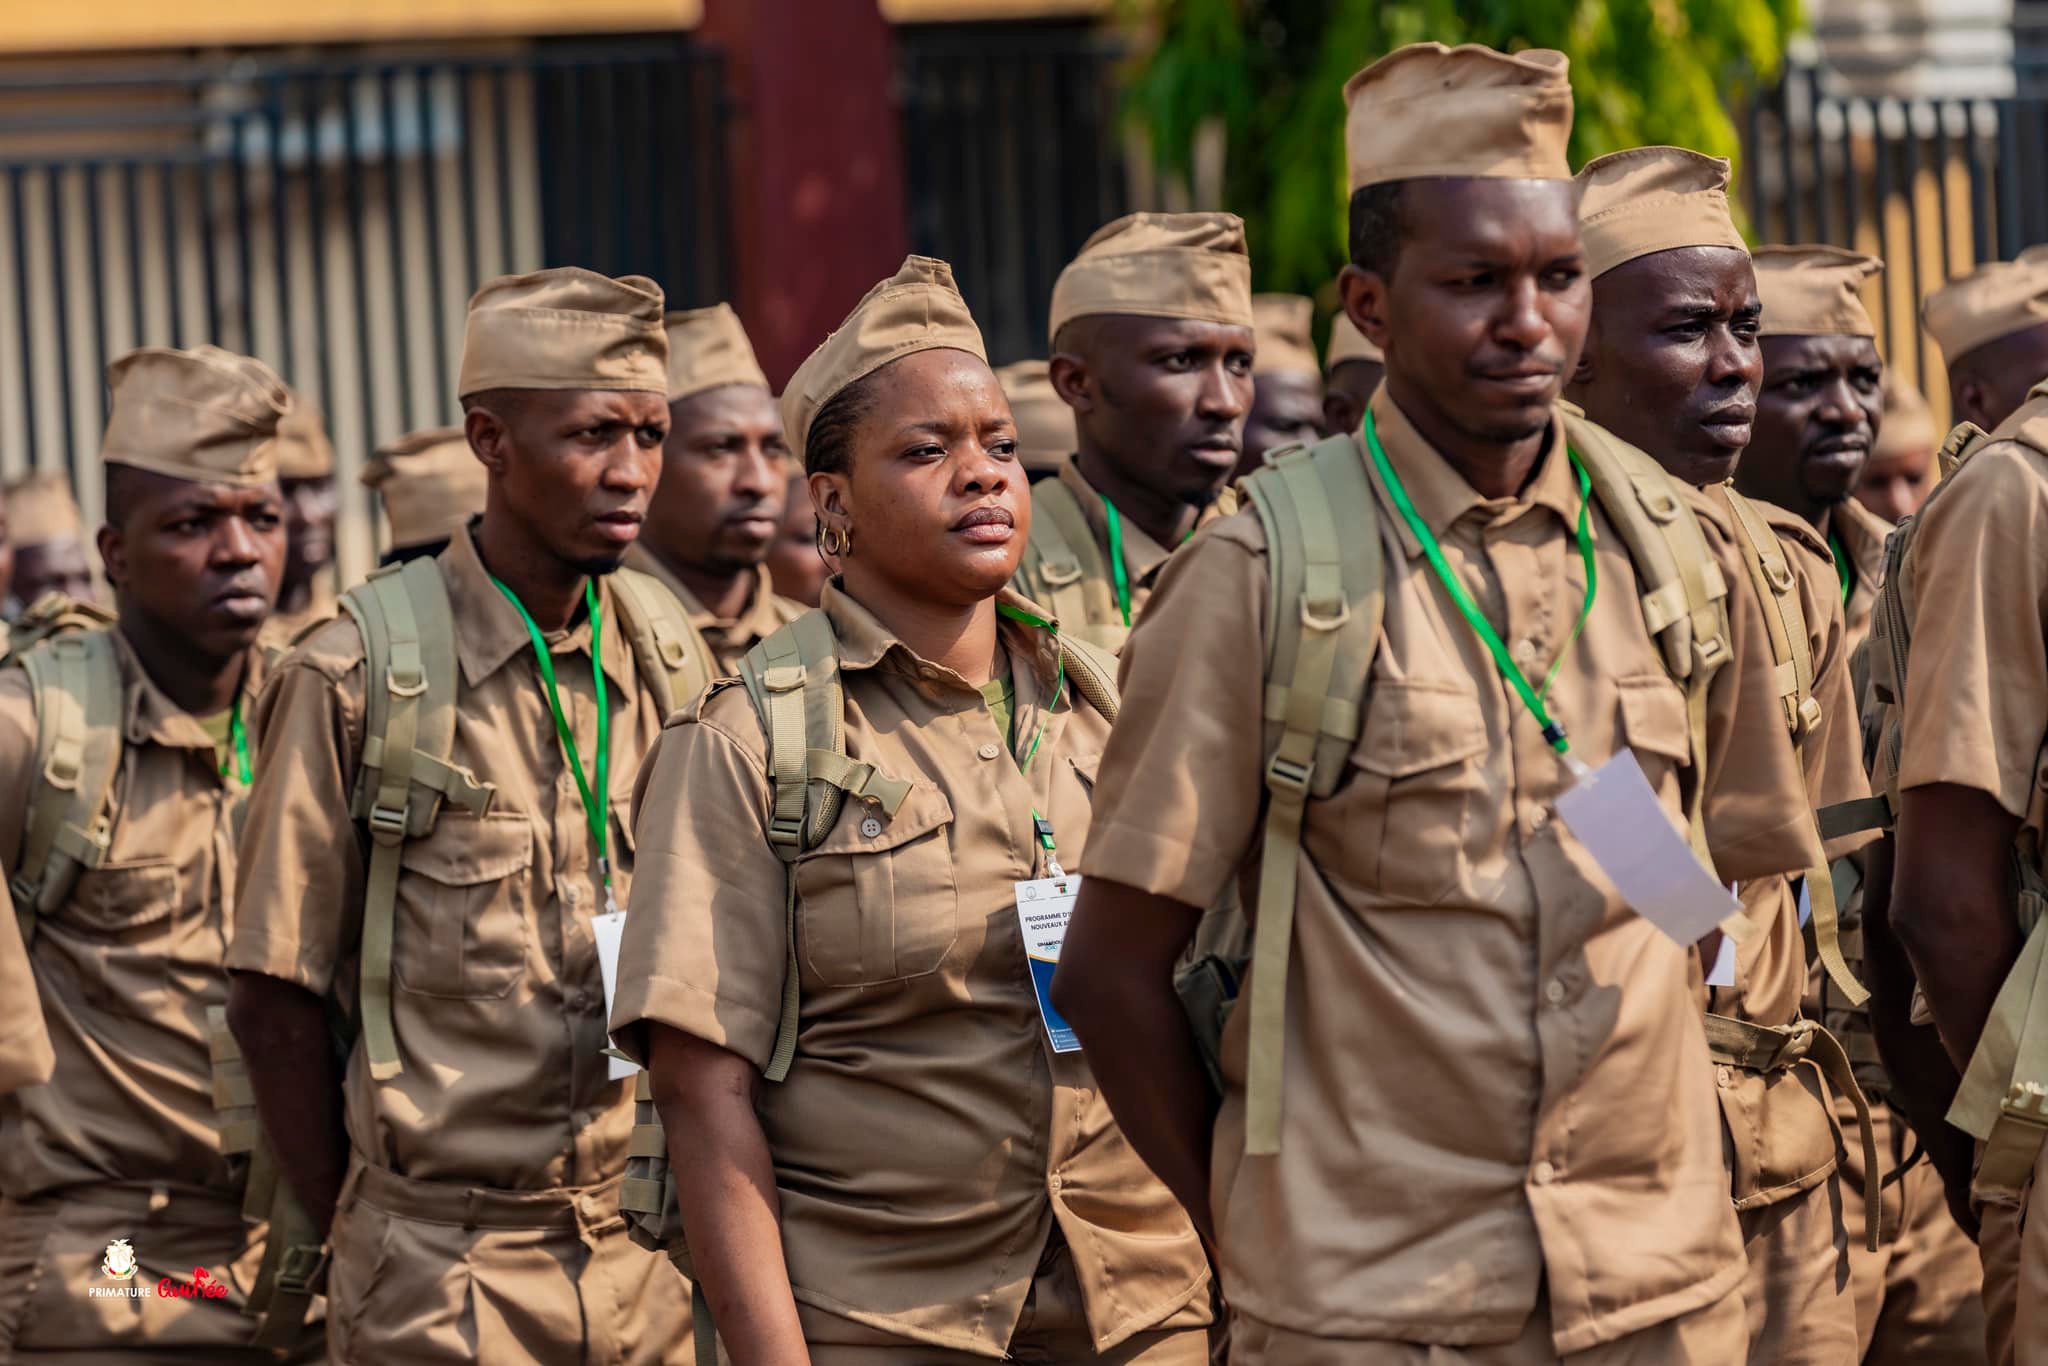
[[10, 629, 124, 941], [1022, 477, 1119, 638], [1055, 633, 1121, 722], [608, 566, 720, 716], [1237, 431, 1384, 1157], [1722, 488, 1820, 743], [340, 557, 493, 1081]]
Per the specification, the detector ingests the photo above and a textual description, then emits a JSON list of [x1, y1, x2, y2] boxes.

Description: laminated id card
[[1014, 875, 1083, 1053], [592, 909, 639, 1080]]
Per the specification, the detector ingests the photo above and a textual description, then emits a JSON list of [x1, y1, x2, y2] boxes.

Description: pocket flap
[[400, 811, 535, 885], [807, 781, 954, 856], [1616, 674, 1692, 764], [1354, 680, 1488, 779], [1067, 752, 1101, 786]]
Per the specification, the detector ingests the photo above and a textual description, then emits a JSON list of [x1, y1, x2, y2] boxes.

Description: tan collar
[[1058, 456, 1231, 589], [820, 581, 1064, 697], [1366, 388, 1586, 559], [444, 525, 636, 691], [634, 549, 785, 643], [1830, 496, 1891, 582], [113, 627, 266, 754]]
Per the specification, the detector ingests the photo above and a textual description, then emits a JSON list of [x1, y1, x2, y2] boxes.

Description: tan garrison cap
[[1344, 42, 1573, 191], [664, 303, 771, 403], [1253, 294, 1320, 378], [102, 345, 288, 487], [1922, 245, 2048, 365], [995, 359, 1076, 477], [1047, 212, 1254, 343], [782, 255, 987, 462], [458, 267, 667, 399], [363, 427, 489, 552], [4, 472, 84, 547], [273, 394, 336, 480], [1576, 146, 1749, 280], [1325, 312, 1385, 368], [1875, 372, 1936, 460], [1754, 245, 1882, 337]]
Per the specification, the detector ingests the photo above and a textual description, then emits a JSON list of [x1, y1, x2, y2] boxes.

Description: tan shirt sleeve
[[229, 618, 369, 995], [611, 682, 793, 1070], [0, 670, 52, 1094], [1078, 517, 1270, 908], [1782, 532, 1877, 861], [1899, 442, 2048, 817]]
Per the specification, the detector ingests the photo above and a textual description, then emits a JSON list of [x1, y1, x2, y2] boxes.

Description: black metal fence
[[898, 20, 1130, 365], [0, 38, 731, 576]]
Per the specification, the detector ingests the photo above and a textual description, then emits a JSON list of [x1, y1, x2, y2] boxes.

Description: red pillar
[[700, 0, 911, 388]]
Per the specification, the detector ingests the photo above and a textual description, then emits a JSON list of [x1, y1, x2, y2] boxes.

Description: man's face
[[1745, 334, 1883, 516], [1570, 246, 1762, 487], [280, 474, 339, 592], [1322, 359, 1384, 438], [1052, 315, 1254, 507], [1951, 323, 2048, 432], [644, 383, 789, 575], [1239, 371, 1324, 477], [1345, 178, 1591, 452], [1856, 440, 1936, 524], [98, 476, 285, 660], [471, 389, 669, 576], [13, 538, 96, 607]]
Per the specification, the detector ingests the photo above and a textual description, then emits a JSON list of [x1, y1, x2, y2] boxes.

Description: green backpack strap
[[340, 558, 494, 1083], [1023, 477, 1124, 648], [1238, 432, 1385, 1157], [11, 629, 124, 943], [608, 566, 720, 716]]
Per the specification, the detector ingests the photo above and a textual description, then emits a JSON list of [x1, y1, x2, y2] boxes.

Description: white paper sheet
[[592, 909, 639, 1080], [1554, 750, 1739, 946]]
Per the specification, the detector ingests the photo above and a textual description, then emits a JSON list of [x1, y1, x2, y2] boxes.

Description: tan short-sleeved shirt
[[614, 585, 1210, 1356], [231, 528, 671, 1191], [621, 549, 802, 675], [1081, 390, 1816, 1353], [0, 631, 262, 1201], [1832, 495, 1891, 661], [260, 584, 338, 656], [0, 908, 52, 1096]]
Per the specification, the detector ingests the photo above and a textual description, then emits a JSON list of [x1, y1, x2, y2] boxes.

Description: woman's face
[[813, 349, 1029, 608]]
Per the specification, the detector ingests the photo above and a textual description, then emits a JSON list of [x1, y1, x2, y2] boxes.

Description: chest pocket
[[1344, 680, 1490, 906], [795, 782, 958, 987], [66, 858, 179, 1017], [394, 811, 535, 1000], [1615, 674, 1693, 806]]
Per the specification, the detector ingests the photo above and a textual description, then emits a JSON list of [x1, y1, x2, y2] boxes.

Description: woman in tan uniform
[[611, 257, 1212, 1366]]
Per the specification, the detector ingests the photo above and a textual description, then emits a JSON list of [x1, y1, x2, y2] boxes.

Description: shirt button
[[1717, 1064, 1734, 1089], [1544, 978, 1566, 1006], [1529, 808, 1549, 832], [1515, 638, 1539, 663], [860, 816, 883, 838], [1531, 1160, 1557, 1186], [564, 885, 581, 903], [977, 743, 1002, 761]]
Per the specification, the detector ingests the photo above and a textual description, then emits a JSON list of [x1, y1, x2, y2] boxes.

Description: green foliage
[[1120, 0, 1802, 299]]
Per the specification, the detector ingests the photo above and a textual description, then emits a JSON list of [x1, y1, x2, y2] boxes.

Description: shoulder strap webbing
[[12, 630, 124, 941], [1722, 489, 1818, 741], [341, 558, 493, 1081], [1055, 634, 1121, 722], [1241, 432, 1384, 1157], [608, 567, 719, 716], [1026, 477, 1119, 635]]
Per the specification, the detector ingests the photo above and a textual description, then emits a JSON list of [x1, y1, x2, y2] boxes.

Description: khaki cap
[[1047, 212, 1254, 343], [782, 255, 987, 462], [1754, 245, 1883, 337], [994, 359, 1076, 476], [1325, 312, 1385, 369], [457, 267, 668, 399], [1253, 294, 1320, 378], [1344, 42, 1573, 191], [273, 394, 336, 480], [1576, 146, 1749, 280], [102, 345, 289, 487], [1875, 372, 1937, 460], [4, 471, 85, 547], [1922, 245, 2048, 365], [664, 303, 771, 403], [362, 427, 488, 551]]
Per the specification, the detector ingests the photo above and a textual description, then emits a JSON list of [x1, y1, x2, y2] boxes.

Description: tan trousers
[[1735, 1173, 1857, 1365], [0, 1186, 325, 1362], [798, 1237, 1211, 1364], [1979, 1133, 2048, 1366], [1225, 1285, 1747, 1365], [1839, 1102, 1986, 1364], [328, 1155, 691, 1366]]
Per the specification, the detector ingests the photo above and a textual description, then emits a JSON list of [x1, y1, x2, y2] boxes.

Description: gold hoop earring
[[820, 525, 851, 558]]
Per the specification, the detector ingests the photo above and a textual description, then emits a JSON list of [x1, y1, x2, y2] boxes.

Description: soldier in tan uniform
[[266, 397, 340, 644], [0, 345, 318, 1360], [1858, 374, 1939, 524], [0, 910, 52, 1097], [227, 269, 696, 1365], [1320, 311, 1384, 439], [1237, 293, 1323, 478], [5, 472, 97, 608], [626, 303, 802, 674], [1009, 212, 1254, 650], [1054, 42, 1820, 1363], [612, 255, 1212, 1364], [1925, 248, 2048, 434], [764, 471, 829, 609], [361, 425, 489, 566], [996, 358, 1079, 481], [1735, 246, 1892, 654], [1565, 145, 1871, 1364]]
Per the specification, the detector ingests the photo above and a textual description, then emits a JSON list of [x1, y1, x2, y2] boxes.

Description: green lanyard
[[1100, 498, 1198, 629], [221, 696, 252, 786], [994, 601, 1067, 876], [1363, 409, 1597, 756], [491, 575, 614, 911], [1829, 530, 1853, 606]]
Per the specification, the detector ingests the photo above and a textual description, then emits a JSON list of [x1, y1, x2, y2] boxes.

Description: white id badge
[[591, 909, 639, 1080], [1014, 874, 1083, 1054], [1706, 925, 1740, 987], [1554, 750, 1739, 946]]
